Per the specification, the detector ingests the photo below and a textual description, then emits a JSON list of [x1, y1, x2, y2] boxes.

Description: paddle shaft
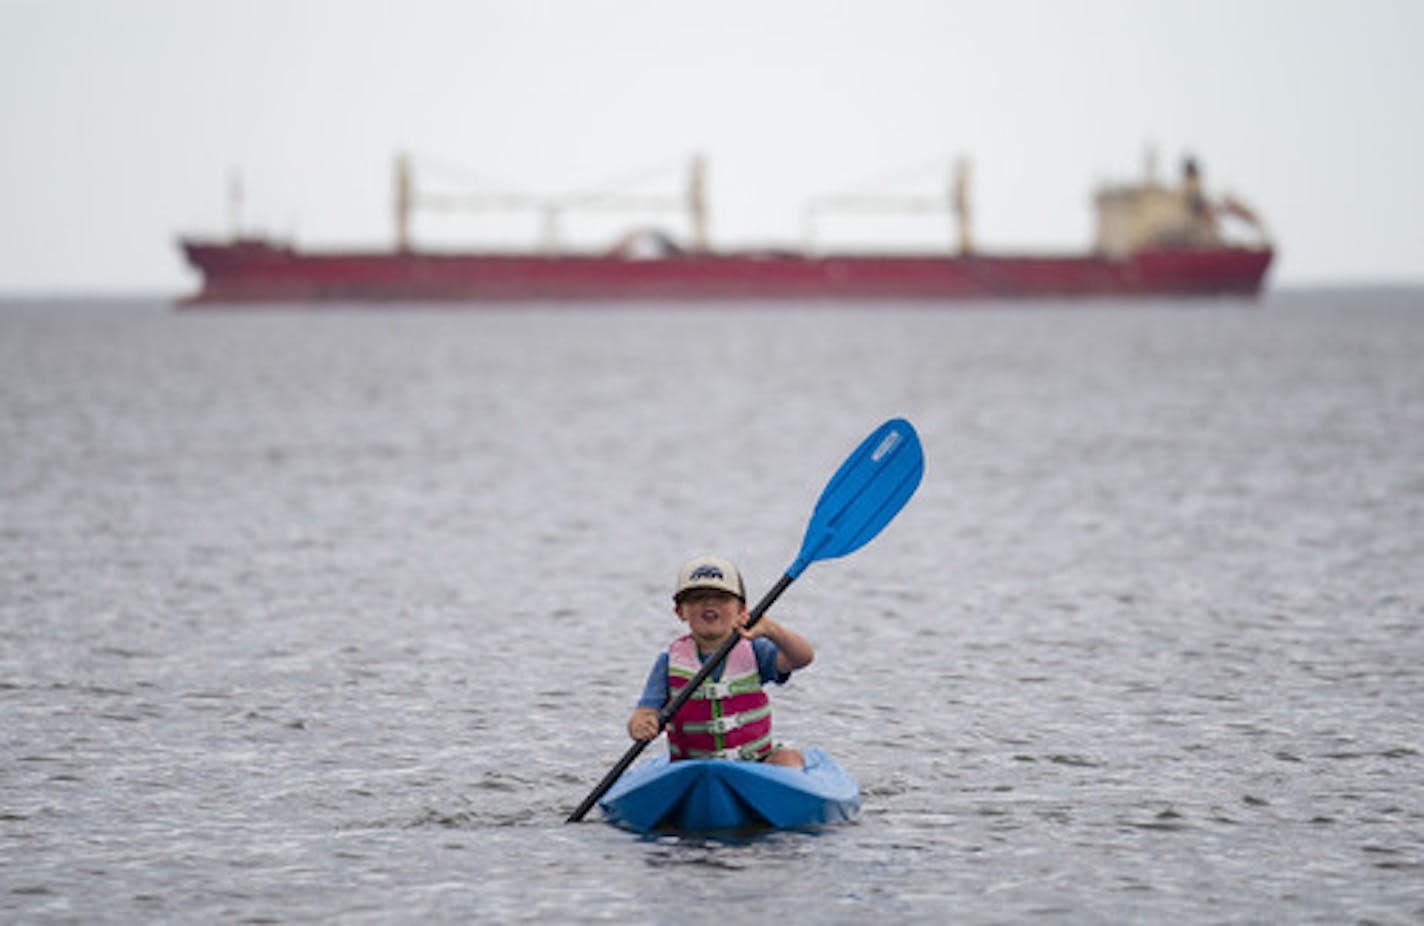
[[565, 572, 795, 823]]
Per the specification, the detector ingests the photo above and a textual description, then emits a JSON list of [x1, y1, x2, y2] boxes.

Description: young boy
[[627, 555, 815, 768]]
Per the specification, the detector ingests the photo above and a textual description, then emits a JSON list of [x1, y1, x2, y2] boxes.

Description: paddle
[[567, 417, 924, 823]]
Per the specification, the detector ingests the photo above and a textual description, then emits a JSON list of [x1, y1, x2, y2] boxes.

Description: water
[[2, 292, 1421, 923]]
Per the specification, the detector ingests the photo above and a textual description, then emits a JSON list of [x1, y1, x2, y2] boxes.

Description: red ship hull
[[178, 239, 1272, 305]]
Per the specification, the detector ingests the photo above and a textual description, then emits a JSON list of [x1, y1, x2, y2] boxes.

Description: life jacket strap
[[671, 733, 774, 761], [681, 704, 772, 735], [684, 676, 761, 700]]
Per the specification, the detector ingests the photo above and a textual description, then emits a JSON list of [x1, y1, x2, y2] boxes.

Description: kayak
[[599, 748, 861, 834], [598, 747, 861, 834]]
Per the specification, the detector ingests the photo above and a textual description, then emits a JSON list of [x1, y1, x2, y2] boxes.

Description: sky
[[2, 0, 1422, 294]]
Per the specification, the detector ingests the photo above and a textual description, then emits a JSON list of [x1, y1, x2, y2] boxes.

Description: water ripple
[[2, 296, 1422, 923]]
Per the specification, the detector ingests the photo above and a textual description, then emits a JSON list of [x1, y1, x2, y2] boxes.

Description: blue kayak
[[598, 748, 861, 834]]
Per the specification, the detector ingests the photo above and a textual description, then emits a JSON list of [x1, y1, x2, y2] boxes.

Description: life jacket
[[665, 634, 774, 761]]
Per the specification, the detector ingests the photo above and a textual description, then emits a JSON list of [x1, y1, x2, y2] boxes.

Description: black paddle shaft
[[566, 573, 796, 823]]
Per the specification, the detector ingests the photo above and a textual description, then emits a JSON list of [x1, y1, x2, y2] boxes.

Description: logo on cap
[[689, 565, 725, 581]]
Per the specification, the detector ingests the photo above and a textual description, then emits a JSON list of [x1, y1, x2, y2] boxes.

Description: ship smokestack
[[1181, 155, 1208, 221]]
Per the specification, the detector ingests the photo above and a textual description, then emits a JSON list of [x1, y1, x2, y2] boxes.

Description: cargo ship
[[177, 151, 1272, 305]]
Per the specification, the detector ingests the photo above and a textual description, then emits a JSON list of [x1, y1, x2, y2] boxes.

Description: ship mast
[[228, 169, 244, 241], [952, 157, 973, 255], [394, 152, 413, 252], [688, 155, 708, 253]]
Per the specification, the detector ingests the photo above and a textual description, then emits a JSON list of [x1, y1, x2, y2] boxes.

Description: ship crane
[[801, 157, 973, 255], [394, 152, 708, 254]]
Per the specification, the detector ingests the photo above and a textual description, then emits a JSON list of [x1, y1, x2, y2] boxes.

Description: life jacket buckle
[[701, 714, 744, 735]]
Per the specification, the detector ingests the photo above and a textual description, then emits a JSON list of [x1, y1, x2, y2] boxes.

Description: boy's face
[[674, 590, 748, 647]]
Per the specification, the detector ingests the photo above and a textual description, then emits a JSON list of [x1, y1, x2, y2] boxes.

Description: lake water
[[2, 291, 1421, 923]]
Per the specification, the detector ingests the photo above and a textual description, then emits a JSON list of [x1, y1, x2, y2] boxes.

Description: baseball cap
[[673, 555, 746, 603]]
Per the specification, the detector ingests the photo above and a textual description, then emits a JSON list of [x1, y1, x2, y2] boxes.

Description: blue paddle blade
[[788, 418, 924, 578]]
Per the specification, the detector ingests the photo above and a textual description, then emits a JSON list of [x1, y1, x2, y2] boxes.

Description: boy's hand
[[740, 616, 815, 673], [628, 707, 662, 742], [738, 616, 786, 643]]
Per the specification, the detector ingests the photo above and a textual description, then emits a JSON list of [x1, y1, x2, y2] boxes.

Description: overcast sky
[[2, 0, 1421, 294]]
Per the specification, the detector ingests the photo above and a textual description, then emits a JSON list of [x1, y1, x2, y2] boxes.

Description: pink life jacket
[[665, 634, 774, 761]]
